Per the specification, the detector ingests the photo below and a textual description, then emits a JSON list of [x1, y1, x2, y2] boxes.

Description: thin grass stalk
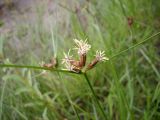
[[83, 73, 107, 120], [0, 64, 81, 74], [57, 72, 80, 120], [0, 77, 7, 120], [110, 61, 134, 120], [130, 28, 135, 110], [110, 31, 160, 59], [150, 86, 160, 119], [118, 0, 127, 17]]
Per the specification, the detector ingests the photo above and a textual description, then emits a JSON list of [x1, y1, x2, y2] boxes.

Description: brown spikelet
[[127, 17, 133, 27], [42, 57, 57, 68], [65, 59, 81, 73], [86, 58, 98, 70], [69, 60, 81, 68], [50, 57, 57, 67], [43, 63, 54, 68], [79, 54, 86, 67], [72, 66, 81, 73]]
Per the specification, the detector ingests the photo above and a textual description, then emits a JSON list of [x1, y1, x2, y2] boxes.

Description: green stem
[[57, 73, 80, 120], [0, 64, 81, 74], [0, 76, 7, 120], [110, 31, 160, 59], [110, 61, 134, 120], [83, 73, 107, 120], [118, 0, 127, 17]]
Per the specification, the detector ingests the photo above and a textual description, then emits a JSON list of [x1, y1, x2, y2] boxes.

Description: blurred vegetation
[[0, 0, 160, 120]]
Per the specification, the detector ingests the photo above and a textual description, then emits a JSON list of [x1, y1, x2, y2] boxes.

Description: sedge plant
[[0, 32, 160, 119]]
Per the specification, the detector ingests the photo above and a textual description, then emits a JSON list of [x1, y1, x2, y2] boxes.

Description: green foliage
[[0, 0, 160, 120]]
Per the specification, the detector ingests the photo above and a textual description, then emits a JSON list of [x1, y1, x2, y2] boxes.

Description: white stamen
[[39, 61, 45, 67], [94, 50, 109, 61], [73, 39, 91, 55], [61, 49, 75, 71]]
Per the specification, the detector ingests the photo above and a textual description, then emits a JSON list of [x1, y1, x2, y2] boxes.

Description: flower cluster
[[74, 39, 91, 55], [39, 57, 57, 75], [62, 39, 109, 72], [61, 50, 76, 71], [40, 57, 57, 68]]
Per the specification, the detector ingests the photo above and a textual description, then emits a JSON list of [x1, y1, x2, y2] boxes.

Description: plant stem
[[83, 73, 107, 120], [110, 31, 160, 59], [0, 64, 81, 74], [0, 76, 7, 120], [110, 61, 134, 120], [57, 72, 80, 120], [118, 0, 127, 17]]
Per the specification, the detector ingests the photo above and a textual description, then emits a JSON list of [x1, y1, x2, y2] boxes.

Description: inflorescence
[[41, 39, 109, 73], [62, 39, 109, 73]]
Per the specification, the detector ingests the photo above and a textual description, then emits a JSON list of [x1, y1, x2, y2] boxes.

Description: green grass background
[[0, 0, 160, 119]]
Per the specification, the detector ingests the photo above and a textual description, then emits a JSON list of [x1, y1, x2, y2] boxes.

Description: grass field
[[0, 0, 160, 120]]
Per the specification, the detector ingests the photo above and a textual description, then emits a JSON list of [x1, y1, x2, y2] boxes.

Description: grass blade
[[110, 32, 160, 59], [57, 73, 80, 120], [0, 64, 80, 74], [83, 73, 107, 120]]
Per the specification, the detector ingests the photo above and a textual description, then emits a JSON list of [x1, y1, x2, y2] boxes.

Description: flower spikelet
[[95, 50, 109, 61], [74, 39, 91, 55], [61, 50, 74, 71], [86, 50, 109, 70]]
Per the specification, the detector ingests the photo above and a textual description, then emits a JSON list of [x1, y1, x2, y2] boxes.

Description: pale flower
[[39, 61, 45, 67], [39, 61, 47, 75], [61, 49, 73, 64], [63, 62, 75, 71], [94, 50, 109, 61], [74, 39, 91, 55], [61, 50, 75, 71]]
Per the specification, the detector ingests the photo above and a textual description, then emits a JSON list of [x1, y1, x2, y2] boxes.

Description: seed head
[[39, 61, 45, 67], [61, 50, 74, 71], [127, 17, 133, 27], [61, 39, 109, 73], [74, 39, 91, 55], [86, 50, 109, 71], [94, 50, 109, 61], [61, 50, 73, 64], [50, 57, 57, 67], [39, 57, 57, 69], [61, 50, 81, 73]]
